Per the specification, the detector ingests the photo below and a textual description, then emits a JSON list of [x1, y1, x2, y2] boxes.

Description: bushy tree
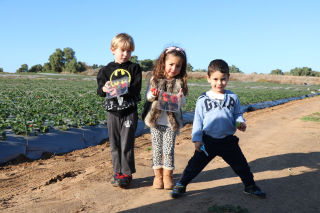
[[129, 55, 138, 64], [29, 64, 42, 72], [92, 64, 98, 69], [310, 71, 320, 77], [77, 61, 86, 72], [229, 65, 243, 73], [42, 63, 52, 72], [16, 64, 28, 73], [63, 47, 75, 63], [187, 63, 193, 72], [49, 48, 65, 72], [64, 59, 86, 73], [290, 67, 312, 76], [139, 59, 154, 71], [0, 68, 3, 72], [194, 69, 207, 72], [98, 65, 104, 68], [270, 69, 283, 75]]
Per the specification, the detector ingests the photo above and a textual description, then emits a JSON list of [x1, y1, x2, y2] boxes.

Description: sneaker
[[169, 183, 186, 199], [119, 174, 132, 189], [111, 173, 122, 187], [244, 184, 266, 199]]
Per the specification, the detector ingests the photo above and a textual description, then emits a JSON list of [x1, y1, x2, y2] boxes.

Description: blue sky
[[0, 0, 319, 74]]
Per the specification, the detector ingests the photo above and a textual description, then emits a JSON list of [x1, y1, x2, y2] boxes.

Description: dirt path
[[1, 96, 320, 213]]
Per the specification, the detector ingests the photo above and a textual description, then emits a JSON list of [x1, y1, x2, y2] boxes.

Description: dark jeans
[[178, 134, 255, 187], [107, 110, 138, 175]]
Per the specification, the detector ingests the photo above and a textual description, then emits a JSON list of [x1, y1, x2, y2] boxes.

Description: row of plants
[[0, 78, 319, 139]]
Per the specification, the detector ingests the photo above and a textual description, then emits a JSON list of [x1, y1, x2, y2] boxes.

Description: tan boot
[[153, 168, 163, 189], [163, 169, 174, 190]]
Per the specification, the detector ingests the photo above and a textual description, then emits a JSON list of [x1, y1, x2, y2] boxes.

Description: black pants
[[178, 134, 255, 187], [107, 110, 138, 175]]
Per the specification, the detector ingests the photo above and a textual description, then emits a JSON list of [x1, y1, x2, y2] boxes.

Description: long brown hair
[[150, 47, 188, 96]]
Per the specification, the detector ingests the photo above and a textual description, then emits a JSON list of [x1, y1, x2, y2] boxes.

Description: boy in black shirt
[[97, 33, 142, 188]]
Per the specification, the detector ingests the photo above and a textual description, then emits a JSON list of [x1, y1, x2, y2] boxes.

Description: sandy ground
[[1, 96, 320, 213]]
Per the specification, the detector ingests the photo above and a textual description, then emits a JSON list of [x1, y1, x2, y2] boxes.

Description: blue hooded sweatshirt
[[191, 90, 245, 142]]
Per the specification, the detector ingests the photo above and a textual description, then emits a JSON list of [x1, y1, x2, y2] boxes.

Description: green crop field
[[0, 77, 319, 139]]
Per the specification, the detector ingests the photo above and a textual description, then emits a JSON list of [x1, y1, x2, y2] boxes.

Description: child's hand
[[103, 81, 113, 93], [237, 122, 247, 132], [195, 141, 203, 152], [150, 88, 160, 97], [178, 88, 183, 98]]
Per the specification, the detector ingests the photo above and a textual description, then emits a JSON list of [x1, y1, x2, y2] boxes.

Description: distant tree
[[98, 65, 104, 68], [129, 55, 138, 64], [64, 58, 79, 73], [42, 63, 52, 72], [310, 70, 320, 77], [64, 59, 87, 73], [92, 64, 98, 69], [270, 69, 283, 75], [139, 59, 154, 71], [194, 69, 206, 72], [0, 68, 3, 72], [77, 61, 86, 72], [49, 48, 65, 72], [29, 64, 42, 72], [63, 47, 76, 63], [229, 65, 243, 73], [186, 63, 193, 72], [251, 72, 257, 74], [16, 64, 28, 73], [290, 67, 312, 76], [283, 72, 290, 75]]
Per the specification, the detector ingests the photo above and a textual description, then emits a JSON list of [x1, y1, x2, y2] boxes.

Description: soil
[[1, 96, 320, 213]]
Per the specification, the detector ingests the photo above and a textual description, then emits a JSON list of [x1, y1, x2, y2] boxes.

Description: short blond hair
[[111, 33, 135, 51]]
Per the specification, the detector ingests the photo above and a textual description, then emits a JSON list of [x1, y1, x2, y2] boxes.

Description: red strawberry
[[30, 124, 33, 127], [122, 82, 127, 89], [150, 88, 156, 92], [163, 97, 169, 102], [162, 92, 169, 98], [170, 95, 178, 104]]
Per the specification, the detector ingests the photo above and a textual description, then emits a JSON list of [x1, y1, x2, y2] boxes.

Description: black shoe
[[111, 173, 122, 187], [244, 184, 266, 198], [119, 174, 132, 189], [169, 183, 186, 199]]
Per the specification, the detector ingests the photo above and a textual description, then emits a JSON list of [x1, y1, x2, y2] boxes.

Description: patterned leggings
[[151, 125, 176, 170]]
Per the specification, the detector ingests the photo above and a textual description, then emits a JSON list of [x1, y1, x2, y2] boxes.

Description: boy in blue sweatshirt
[[170, 59, 266, 199]]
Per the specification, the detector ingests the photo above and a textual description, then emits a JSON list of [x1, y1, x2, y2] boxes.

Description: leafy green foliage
[[16, 64, 28, 73], [270, 69, 283, 75], [129, 55, 138, 64], [49, 48, 65, 72], [187, 63, 193, 72], [289, 67, 320, 76], [229, 65, 243, 73], [208, 204, 249, 213], [0, 68, 3, 72], [139, 59, 154, 71], [29, 64, 43, 72], [63, 47, 75, 63]]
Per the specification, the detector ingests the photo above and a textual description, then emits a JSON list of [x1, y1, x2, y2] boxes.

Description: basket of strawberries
[[106, 77, 129, 99], [157, 90, 180, 112]]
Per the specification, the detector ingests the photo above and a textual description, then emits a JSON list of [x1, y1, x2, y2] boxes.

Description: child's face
[[206, 71, 230, 94], [111, 46, 132, 64], [165, 55, 183, 80]]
